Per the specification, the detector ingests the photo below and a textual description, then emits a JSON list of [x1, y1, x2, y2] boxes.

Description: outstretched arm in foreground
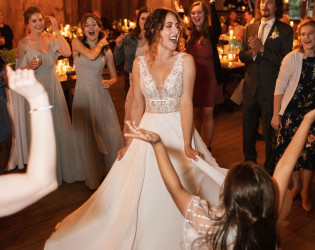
[[273, 109, 315, 216], [0, 67, 57, 217], [125, 121, 191, 216]]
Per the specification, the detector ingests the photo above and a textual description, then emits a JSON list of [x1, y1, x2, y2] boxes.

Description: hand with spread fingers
[[124, 121, 161, 145], [6, 66, 46, 102]]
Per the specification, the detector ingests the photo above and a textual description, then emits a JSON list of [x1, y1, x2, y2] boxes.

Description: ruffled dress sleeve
[[183, 195, 220, 250], [51, 39, 61, 61]]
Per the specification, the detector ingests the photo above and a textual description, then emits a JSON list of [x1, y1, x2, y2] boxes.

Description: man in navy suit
[[239, 0, 293, 175]]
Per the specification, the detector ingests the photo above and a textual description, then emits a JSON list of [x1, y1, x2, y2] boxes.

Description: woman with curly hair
[[271, 20, 315, 212], [186, 0, 223, 151], [71, 13, 124, 189], [45, 8, 225, 250]]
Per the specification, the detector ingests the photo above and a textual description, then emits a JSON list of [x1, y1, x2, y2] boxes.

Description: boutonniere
[[270, 26, 280, 39]]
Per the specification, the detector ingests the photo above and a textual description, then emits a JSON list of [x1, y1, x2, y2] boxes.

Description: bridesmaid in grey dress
[[16, 6, 78, 185], [71, 13, 124, 189]]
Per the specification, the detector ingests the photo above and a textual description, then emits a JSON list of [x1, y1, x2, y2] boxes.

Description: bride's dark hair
[[206, 162, 278, 250], [144, 8, 184, 65]]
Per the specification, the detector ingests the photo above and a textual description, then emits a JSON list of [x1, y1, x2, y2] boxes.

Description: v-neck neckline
[[144, 53, 181, 92], [27, 38, 52, 56], [28, 45, 50, 56]]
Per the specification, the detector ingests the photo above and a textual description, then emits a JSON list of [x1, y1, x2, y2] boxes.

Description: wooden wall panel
[[1, 0, 229, 48], [64, 0, 79, 25], [1, 0, 66, 46], [146, 0, 173, 10]]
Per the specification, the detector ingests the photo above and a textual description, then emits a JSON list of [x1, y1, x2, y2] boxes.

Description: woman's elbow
[[41, 178, 58, 197], [60, 50, 71, 58]]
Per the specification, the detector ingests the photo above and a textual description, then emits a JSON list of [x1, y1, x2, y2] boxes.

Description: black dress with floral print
[[274, 57, 315, 171]]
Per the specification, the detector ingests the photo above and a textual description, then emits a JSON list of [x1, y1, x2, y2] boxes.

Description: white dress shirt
[[258, 17, 276, 45]]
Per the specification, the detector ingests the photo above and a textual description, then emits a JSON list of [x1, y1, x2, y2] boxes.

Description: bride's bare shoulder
[[181, 52, 194, 65]]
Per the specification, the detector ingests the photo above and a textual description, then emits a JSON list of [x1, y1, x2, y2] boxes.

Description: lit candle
[[229, 29, 233, 40], [129, 22, 135, 29], [184, 16, 188, 24], [285, 0, 289, 3], [290, 21, 294, 27], [228, 53, 233, 61]]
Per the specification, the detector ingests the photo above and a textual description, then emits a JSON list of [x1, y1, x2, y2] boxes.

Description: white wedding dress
[[45, 52, 227, 250]]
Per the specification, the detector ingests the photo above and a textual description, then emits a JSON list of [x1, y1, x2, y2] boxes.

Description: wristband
[[29, 105, 54, 114]]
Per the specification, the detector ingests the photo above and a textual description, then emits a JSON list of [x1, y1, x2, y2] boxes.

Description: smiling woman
[[12, 6, 79, 186], [70, 13, 124, 189], [44, 8, 226, 250], [272, 20, 315, 213], [186, 1, 223, 151]]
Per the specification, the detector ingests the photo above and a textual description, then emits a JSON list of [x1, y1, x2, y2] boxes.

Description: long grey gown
[[18, 39, 78, 185], [72, 52, 124, 189]]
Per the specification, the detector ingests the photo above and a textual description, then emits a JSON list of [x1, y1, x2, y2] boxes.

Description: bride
[[45, 8, 226, 250]]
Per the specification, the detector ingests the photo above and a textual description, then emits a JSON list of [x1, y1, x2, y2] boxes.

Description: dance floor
[[0, 73, 314, 249]]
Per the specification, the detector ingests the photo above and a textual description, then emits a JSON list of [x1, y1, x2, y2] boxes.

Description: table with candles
[[217, 30, 245, 96]]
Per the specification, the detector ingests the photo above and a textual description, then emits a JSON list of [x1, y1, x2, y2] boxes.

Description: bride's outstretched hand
[[184, 146, 200, 161], [124, 121, 161, 145]]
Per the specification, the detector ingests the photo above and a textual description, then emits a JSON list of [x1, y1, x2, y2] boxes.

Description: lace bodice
[[138, 53, 184, 113]]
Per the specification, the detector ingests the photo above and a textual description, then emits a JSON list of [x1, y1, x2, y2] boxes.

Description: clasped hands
[[248, 36, 264, 56]]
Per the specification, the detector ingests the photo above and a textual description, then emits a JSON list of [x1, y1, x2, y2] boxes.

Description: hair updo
[[23, 6, 43, 26]]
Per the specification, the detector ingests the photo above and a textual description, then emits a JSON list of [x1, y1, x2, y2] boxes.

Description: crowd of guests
[[0, 0, 314, 249]]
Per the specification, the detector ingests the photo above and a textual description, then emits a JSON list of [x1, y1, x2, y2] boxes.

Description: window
[[289, 0, 314, 20], [289, 0, 302, 19]]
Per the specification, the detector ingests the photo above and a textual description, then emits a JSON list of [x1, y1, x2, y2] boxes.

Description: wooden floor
[[0, 74, 314, 250]]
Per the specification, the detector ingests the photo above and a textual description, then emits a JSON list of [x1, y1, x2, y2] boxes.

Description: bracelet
[[29, 105, 54, 114]]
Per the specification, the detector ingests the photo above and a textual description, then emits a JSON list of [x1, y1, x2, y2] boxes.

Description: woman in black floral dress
[[271, 20, 315, 212]]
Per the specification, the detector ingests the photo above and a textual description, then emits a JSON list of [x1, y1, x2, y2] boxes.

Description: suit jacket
[[239, 19, 293, 101]]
